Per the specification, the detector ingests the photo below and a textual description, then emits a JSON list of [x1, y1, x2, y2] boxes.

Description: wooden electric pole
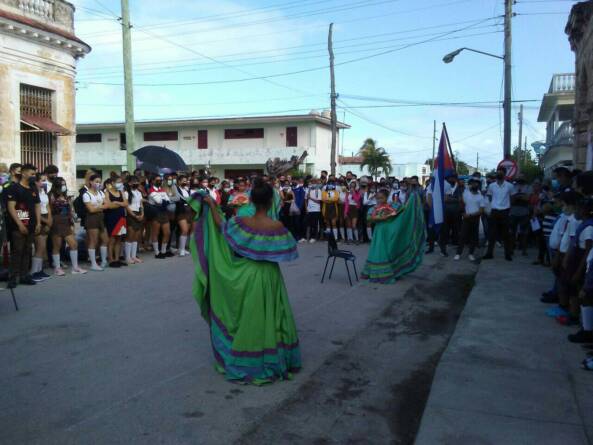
[[518, 103, 523, 158], [432, 120, 437, 165], [328, 23, 337, 176], [121, 0, 135, 172], [503, 0, 513, 159]]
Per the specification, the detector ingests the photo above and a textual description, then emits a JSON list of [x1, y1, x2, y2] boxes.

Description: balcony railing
[[18, 0, 54, 20], [550, 121, 574, 146], [549, 73, 575, 94]]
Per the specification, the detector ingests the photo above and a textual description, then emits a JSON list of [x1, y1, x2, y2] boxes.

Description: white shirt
[[39, 189, 49, 215], [148, 187, 170, 206], [549, 214, 569, 251], [307, 188, 322, 212], [339, 191, 347, 204], [363, 191, 376, 206], [560, 215, 580, 253], [83, 189, 104, 208], [398, 190, 408, 205], [128, 189, 143, 212], [579, 225, 593, 249], [487, 181, 513, 210], [462, 190, 485, 215]]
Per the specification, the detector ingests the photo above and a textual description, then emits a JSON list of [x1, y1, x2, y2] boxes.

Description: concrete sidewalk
[[415, 254, 593, 445]]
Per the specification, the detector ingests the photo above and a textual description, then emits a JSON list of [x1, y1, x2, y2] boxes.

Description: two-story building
[[0, 0, 90, 187], [75, 112, 350, 180], [537, 73, 575, 176]]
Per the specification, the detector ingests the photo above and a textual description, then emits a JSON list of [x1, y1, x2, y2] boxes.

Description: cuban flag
[[430, 124, 456, 228]]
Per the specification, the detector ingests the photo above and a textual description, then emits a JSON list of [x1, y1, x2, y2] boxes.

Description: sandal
[[581, 357, 593, 371]]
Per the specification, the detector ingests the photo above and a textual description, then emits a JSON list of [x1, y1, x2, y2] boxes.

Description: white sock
[[31, 257, 43, 274], [367, 227, 373, 240], [582, 306, 593, 331], [131, 241, 138, 259], [152, 242, 159, 253], [125, 242, 132, 261], [89, 249, 97, 267], [52, 254, 61, 270], [161, 244, 167, 254], [332, 228, 338, 240], [69, 250, 79, 269], [347, 228, 353, 241], [179, 235, 187, 252], [100, 246, 108, 264]]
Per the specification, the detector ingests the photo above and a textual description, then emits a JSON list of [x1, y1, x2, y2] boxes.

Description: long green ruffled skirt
[[361, 193, 426, 284], [189, 198, 301, 384]]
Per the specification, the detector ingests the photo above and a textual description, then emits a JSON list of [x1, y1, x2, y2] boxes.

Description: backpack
[[73, 188, 89, 227]]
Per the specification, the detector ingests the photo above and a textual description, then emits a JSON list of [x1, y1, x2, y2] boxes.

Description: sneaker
[[468, 254, 476, 262], [54, 268, 66, 277], [482, 254, 494, 260], [165, 251, 175, 258], [32, 272, 50, 283], [454, 254, 461, 261], [100, 262, 108, 269], [540, 294, 559, 304], [72, 267, 88, 275], [90, 265, 104, 272], [179, 250, 188, 257], [109, 262, 121, 268], [38, 271, 51, 280], [546, 306, 568, 318], [505, 255, 513, 262], [20, 275, 37, 285], [440, 251, 448, 257], [568, 330, 593, 344], [556, 315, 579, 326], [118, 261, 128, 267], [155, 253, 166, 259], [298, 239, 306, 244]]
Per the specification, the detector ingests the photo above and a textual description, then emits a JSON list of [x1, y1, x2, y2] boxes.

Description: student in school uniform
[[454, 178, 485, 262]]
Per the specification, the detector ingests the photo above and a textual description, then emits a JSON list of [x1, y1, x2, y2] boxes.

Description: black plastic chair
[[321, 230, 359, 286]]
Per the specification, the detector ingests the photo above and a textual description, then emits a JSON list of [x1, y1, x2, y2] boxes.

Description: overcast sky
[[71, 0, 576, 169]]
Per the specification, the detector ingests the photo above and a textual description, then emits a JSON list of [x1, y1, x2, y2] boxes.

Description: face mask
[[61, 185, 67, 193], [115, 183, 124, 191], [166, 180, 173, 187], [172, 179, 177, 185], [0, 173, 8, 185], [224, 187, 231, 193], [93, 183, 102, 191]]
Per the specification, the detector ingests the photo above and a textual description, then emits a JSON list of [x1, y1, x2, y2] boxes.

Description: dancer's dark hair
[[251, 177, 273, 209]]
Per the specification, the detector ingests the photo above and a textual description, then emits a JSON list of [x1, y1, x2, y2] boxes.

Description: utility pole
[[432, 120, 437, 166], [328, 23, 337, 176], [503, 0, 513, 159], [121, 0, 135, 172], [476, 152, 479, 171], [517, 104, 523, 158]]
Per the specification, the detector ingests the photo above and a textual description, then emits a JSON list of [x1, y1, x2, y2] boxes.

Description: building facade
[[75, 113, 349, 180], [0, 0, 90, 187], [566, 1, 593, 170], [537, 73, 575, 176], [337, 156, 431, 183]]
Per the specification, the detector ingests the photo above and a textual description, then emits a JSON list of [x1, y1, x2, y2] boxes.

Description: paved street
[[0, 243, 476, 444]]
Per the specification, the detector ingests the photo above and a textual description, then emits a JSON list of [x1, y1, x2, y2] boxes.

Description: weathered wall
[[567, 1, 593, 170]]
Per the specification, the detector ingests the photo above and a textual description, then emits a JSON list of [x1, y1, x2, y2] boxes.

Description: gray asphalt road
[[0, 243, 476, 444]]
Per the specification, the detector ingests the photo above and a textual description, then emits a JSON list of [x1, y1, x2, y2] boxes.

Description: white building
[[0, 0, 90, 187], [338, 156, 431, 183], [75, 113, 350, 180], [537, 73, 575, 176]]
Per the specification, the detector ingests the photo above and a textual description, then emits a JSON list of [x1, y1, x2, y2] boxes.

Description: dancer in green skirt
[[361, 189, 425, 283], [188, 178, 301, 384]]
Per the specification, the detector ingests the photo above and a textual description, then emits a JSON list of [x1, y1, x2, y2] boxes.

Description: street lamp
[[442, 44, 512, 160]]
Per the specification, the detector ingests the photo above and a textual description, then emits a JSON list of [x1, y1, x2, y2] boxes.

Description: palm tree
[[358, 138, 392, 180]]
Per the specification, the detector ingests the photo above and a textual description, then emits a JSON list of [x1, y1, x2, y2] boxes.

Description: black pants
[[487, 209, 511, 257], [457, 215, 480, 255], [438, 210, 461, 253], [307, 212, 321, 239], [360, 205, 371, 242], [9, 230, 34, 280]]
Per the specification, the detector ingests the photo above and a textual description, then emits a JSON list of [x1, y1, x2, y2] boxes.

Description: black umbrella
[[132, 145, 188, 173]]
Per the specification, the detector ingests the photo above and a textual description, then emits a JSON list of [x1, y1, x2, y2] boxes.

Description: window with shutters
[[144, 131, 178, 141], [20, 84, 54, 171], [224, 128, 264, 139], [286, 127, 298, 147], [198, 130, 208, 149]]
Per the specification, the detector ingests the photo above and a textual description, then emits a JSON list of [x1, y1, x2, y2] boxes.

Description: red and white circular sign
[[497, 158, 518, 180]]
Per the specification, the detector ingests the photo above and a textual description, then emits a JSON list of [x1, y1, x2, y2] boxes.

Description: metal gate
[[20, 84, 54, 170]]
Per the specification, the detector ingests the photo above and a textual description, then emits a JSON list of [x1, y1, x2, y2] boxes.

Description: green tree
[[512, 146, 543, 182], [358, 138, 392, 180]]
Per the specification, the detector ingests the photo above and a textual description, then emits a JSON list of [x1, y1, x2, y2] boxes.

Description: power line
[[79, 27, 502, 87]]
